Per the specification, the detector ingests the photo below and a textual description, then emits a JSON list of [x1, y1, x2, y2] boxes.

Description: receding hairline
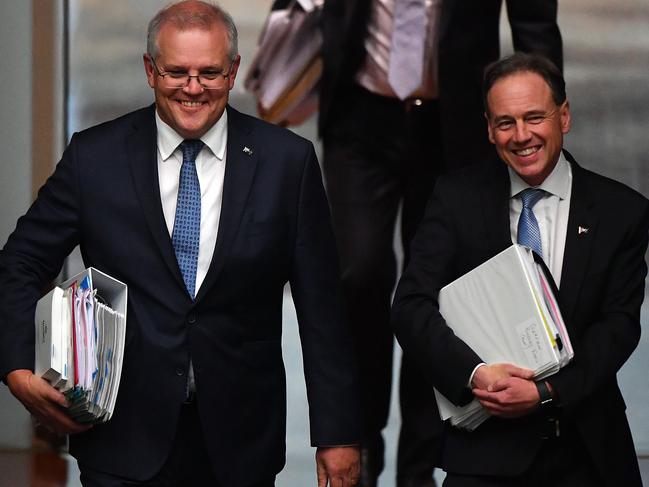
[[484, 69, 562, 119], [146, 1, 238, 60], [483, 53, 566, 117]]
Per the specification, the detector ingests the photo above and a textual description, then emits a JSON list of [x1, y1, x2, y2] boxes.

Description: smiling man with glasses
[[143, 7, 240, 141], [0, 1, 361, 486]]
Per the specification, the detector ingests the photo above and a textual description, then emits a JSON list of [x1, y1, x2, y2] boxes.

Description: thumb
[[487, 378, 508, 392]]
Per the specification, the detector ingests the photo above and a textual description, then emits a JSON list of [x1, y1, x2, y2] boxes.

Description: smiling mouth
[[513, 146, 540, 157], [178, 100, 204, 107]]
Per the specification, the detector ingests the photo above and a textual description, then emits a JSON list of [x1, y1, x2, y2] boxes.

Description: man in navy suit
[[0, 2, 360, 486], [392, 53, 647, 486]]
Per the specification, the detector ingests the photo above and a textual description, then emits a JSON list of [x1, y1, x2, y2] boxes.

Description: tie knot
[[519, 188, 545, 209], [180, 139, 204, 163]]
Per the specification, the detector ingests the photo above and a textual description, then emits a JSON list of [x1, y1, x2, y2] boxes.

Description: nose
[[513, 121, 532, 143], [183, 76, 204, 95]]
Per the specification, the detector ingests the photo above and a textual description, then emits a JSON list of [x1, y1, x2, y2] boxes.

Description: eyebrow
[[160, 62, 224, 71], [491, 109, 550, 123]]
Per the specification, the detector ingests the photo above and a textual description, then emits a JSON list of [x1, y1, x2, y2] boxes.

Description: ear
[[143, 54, 156, 89], [485, 112, 496, 144], [227, 55, 241, 91], [559, 100, 571, 134]]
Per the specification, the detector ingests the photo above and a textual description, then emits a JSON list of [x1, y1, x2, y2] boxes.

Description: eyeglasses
[[149, 56, 234, 90]]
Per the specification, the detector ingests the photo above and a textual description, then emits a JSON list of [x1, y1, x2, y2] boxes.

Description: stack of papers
[[435, 244, 573, 430], [35, 268, 127, 424]]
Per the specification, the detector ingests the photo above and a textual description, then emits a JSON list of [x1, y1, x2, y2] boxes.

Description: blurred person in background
[[319, 1, 562, 486]]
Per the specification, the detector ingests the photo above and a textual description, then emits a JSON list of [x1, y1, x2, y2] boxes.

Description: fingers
[[27, 388, 92, 435], [36, 403, 92, 435], [28, 373, 69, 407], [316, 458, 327, 487], [502, 364, 535, 380], [474, 376, 540, 419], [473, 363, 535, 392], [486, 377, 511, 392], [475, 389, 519, 417], [315, 446, 360, 487], [8, 370, 91, 435], [473, 387, 492, 399]]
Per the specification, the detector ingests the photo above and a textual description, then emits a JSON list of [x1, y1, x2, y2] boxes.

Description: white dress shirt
[[470, 154, 572, 386], [156, 111, 228, 394], [156, 110, 228, 295], [508, 153, 572, 287]]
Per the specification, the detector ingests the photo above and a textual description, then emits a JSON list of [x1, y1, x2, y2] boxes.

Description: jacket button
[[187, 313, 197, 324], [175, 368, 184, 376]]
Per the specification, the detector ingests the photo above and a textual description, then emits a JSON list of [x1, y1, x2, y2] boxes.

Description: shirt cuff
[[468, 362, 487, 388]]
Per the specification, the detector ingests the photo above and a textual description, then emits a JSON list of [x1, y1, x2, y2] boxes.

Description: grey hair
[[146, 1, 238, 61]]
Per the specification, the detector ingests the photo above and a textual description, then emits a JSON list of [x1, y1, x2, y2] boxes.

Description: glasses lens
[[162, 74, 227, 90]]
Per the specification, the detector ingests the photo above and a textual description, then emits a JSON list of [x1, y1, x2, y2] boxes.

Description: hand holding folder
[[434, 245, 573, 430], [5, 368, 93, 435], [34, 267, 127, 425], [471, 363, 540, 418]]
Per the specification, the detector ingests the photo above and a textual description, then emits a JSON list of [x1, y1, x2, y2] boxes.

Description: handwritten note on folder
[[435, 244, 573, 430], [35, 267, 127, 424]]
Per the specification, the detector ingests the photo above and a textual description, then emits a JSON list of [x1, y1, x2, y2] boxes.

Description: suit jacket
[[0, 105, 360, 486], [319, 0, 563, 168], [391, 152, 648, 486]]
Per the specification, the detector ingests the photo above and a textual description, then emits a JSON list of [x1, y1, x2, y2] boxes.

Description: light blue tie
[[388, 0, 427, 100], [517, 188, 545, 258], [172, 139, 204, 299]]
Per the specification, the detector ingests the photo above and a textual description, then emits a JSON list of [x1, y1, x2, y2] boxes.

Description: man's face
[[486, 71, 571, 187], [144, 22, 240, 139]]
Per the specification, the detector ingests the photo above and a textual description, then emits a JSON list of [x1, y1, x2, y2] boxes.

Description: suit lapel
[[126, 105, 186, 291], [558, 153, 598, 322], [195, 107, 260, 303], [475, 153, 597, 327]]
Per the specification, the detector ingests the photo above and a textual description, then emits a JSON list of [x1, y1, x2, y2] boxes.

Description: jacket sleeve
[[0, 135, 82, 380], [391, 177, 483, 406], [288, 141, 361, 446], [506, 0, 563, 71]]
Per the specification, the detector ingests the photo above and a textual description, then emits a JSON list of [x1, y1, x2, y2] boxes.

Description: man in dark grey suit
[[392, 53, 647, 486], [0, 2, 360, 486], [319, 1, 563, 485]]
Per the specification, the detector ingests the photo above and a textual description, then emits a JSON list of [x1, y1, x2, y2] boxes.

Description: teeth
[[515, 147, 539, 156], [180, 101, 202, 107]]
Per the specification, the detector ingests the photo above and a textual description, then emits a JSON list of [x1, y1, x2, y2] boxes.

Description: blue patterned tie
[[172, 139, 204, 299], [517, 188, 545, 258]]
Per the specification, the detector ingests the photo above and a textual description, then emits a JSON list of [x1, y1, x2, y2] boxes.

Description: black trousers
[[443, 423, 602, 487], [323, 84, 443, 484], [79, 402, 276, 487]]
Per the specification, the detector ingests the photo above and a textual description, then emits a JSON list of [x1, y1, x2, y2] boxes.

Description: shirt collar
[[509, 152, 571, 200], [155, 109, 228, 162]]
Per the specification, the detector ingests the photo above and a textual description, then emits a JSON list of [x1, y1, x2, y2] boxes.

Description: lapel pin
[[243, 146, 253, 156], [578, 226, 589, 235]]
